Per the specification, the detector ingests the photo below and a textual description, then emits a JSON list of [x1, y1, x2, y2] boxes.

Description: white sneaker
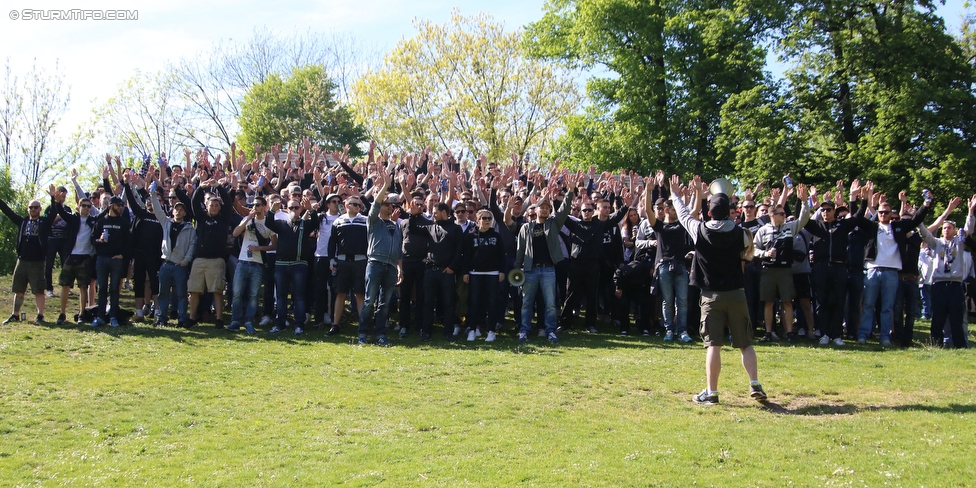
[[259, 316, 272, 327], [467, 330, 476, 341], [475, 328, 482, 338], [856, 338, 866, 345], [679, 332, 692, 343], [453, 326, 461, 337], [322, 315, 333, 326], [485, 331, 496, 342], [797, 328, 806, 337], [832, 337, 846, 346], [819, 335, 830, 345]]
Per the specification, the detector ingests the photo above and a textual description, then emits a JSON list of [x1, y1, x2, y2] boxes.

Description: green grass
[[1, 274, 974, 486]]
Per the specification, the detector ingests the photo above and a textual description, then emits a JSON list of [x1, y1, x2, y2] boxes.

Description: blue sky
[[0, 0, 969, 135]]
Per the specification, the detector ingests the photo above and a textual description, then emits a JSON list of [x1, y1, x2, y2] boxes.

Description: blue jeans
[[274, 262, 308, 329], [659, 260, 689, 334], [859, 267, 898, 341], [95, 255, 125, 320], [520, 266, 557, 335], [231, 261, 263, 324], [157, 262, 189, 322], [359, 261, 398, 337]]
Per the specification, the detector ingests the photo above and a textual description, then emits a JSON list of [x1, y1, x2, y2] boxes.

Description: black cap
[[109, 196, 124, 206], [708, 193, 731, 220]]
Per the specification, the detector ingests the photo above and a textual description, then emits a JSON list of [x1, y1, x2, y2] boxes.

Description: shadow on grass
[[759, 400, 976, 416]]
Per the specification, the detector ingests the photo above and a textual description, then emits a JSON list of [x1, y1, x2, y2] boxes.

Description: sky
[[0, 0, 970, 148]]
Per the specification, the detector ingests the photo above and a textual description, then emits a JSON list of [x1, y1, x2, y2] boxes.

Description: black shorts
[[334, 260, 367, 295]]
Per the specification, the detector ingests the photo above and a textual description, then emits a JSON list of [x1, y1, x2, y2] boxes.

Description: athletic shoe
[[184, 319, 198, 328], [321, 315, 333, 326], [760, 332, 775, 342], [475, 328, 482, 338], [586, 326, 598, 334], [399, 327, 408, 338], [326, 325, 341, 336], [35, 314, 45, 324], [56, 313, 67, 325], [679, 332, 693, 343], [453, 326, 462, 338], [226, 322, 242, 332], [45, 290, 55, 298], [769, 331, 780, 340], [214, 320, 225, 330], [881, 339, 893, 347], [856, 338, 866, 345], [485, 331, 496, 342], [294, 327, 304, 336], [787, 332, 797, 344], [819, 335, 831, 345], [814, 330, 822, 338], [547, 332, 559, 343], [269, 326, 285, 334], [109, 317, 120, 328], [244, 322, 255, 334], [832, 337, 846, 346], [259, 316, 273, 327], [421, 333, 432, 342], [797, 328, 806, 337], [620, 330, 628, 336], [750, 384, 768, 401], [517, 332, 528, 342], [642, 329, 651, 337], [692, 389, 718, 405], [90, 317, 105, 327], [377, 336, 391, 346], [664, 331, 674, 341], [467, 330, 476, 341], [357, 335, 367, 345], [538, 329, 547, 338]]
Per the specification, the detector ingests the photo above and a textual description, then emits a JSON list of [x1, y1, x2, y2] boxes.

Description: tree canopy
[[353, 11, 580, 162], [238, 65, 366, 156]]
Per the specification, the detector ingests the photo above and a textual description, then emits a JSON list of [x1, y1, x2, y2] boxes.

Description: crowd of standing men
[[1, 140, 973, 361]]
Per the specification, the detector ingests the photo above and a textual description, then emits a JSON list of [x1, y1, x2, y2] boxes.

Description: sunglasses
[[28, 206, 40, 209], [479, 216, 493, 221], [773, 212, 785, 216], [454, 210, 467, 214], [347, 202, 361, 207], [742, 205, 756, 209], [581, 208, 594, 212], [80, 204, 92, 208], [288, 206, 302, 210], [878, 210, 891, 215]]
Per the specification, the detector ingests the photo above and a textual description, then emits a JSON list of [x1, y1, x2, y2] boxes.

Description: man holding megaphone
[[514, 171, 580, 343]]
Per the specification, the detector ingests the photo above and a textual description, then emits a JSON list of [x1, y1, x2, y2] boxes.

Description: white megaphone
[[507, 269, 526, 287], [709, 178, 735, 196]]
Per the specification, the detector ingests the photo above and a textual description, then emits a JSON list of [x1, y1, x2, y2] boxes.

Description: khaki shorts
[[188, 258, 226, 293], [59, 255, 93, 288], [12, 260, 45, 295], [759, 267, 794, 302], [699, 289, 753, 348]]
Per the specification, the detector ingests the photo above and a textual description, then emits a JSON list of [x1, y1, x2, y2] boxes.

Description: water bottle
[[247, 247, 253, 258], [257, 176, 265, 188], [149, 182, 157, 193], [102, 229, 109, 242], [923, 188, 933, 205], [784, 175, 794, 189]]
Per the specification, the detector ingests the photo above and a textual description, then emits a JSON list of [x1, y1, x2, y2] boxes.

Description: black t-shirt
[[531, 224, 553, 266]]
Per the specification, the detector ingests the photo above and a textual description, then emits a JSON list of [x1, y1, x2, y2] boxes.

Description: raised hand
[[669, 174, 682, 197]]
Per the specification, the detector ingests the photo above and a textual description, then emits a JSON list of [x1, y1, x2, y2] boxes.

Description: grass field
[[1, 274, 975, 487]]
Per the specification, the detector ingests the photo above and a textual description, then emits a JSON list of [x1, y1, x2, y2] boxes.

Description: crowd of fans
[[0, 139, 972, 349]]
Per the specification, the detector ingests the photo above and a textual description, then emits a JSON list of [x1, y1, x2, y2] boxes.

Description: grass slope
[[0, 276, 974, 486]]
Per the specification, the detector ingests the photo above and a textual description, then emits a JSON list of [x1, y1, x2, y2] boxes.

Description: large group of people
[[1, 140, 973, 364]]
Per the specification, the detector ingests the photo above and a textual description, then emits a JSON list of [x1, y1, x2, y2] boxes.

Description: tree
[[353, 11, 580, 161], [774, 0, 976, 198], [171, 28, 379, 150], [524, 0, 782, 177], [238, 65, 366, 154], [93, 70, 191, 162]]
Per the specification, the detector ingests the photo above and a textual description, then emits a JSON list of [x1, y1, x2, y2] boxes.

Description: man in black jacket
[[186, 182, 239, 329], [0, 197, 53, 324], [50, 186, 97, 325], [411, 201, 462, 341], [91, 196, 131, 327]]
